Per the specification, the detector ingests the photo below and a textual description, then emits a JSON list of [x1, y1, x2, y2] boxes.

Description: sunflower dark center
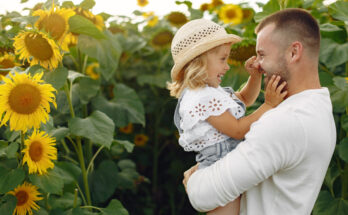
[[153, 32, 173, 46], [8, 83, 42, 114], [39, 13, 66, 41], [15, 190, 29, 206], [226, 9, 237, 19], [29, 141, 43, 162], [0, 59, 15, 69], [24, 33, 53, 61]]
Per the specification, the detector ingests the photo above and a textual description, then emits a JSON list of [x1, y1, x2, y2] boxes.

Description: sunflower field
[[0, 0, 347, 214]]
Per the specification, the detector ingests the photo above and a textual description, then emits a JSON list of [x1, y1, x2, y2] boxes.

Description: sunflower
[[0, 53, 20, 79], [22, 130, 57, 175], [218, 4, 243, 25], [33, 6, 75, 51], [86, 62, 100, 80], [143, 12, 159, 27], [200, 3, 209, 11], [167, 12, 188, 27], [242, 8, 254, 23], [119, 123, 133, 134], [134, 134, 149, 147], [137, 0, 149, 7], [151, 30, 173, 48], [230, 41, 256, 65], [209, 0, 224, 9], [13, 31, 62, 70], [8, 182, 43, 215], [0, 72, 57, 132]]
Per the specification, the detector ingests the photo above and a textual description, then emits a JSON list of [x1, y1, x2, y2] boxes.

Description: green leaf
[[21, 0, 29, 3], [0, 142, 18, 159], [329, 1, 348, 22], [68, 70, 85, 84], [78, 32, 122, 80], [331, 88, 348, 109], [79, 0, 95, 10], [55, 161, 81, 183], [49, 127, 69, 142], [341, 115, 348, 132], [324, 164, 340, 195], [320, 38, 348, 69], [0, 168, 25, 194], [100, 199, 129, 215], [90, 160, 119, 204], [313, 190, 348, 215], [113, 140, 134, 153], [254, 0, 280, 23], [29, 167, 64, 194], [43, 66, 69, 90], [92, 84, 145, 127], [338, 137, 348, 163], [69, 15, 105, 39], [64, 207, 97, 215], [75, 77, 100, 104], [136, 72, 170, 88], [0, 195, 17, 215], [320, 23, 342, 32], [48, 192, 81, 209], [113, 84, 145, 126], [333, 77, 348, 91], [118, 159, 136, 170], [68, 111, 115, 148]]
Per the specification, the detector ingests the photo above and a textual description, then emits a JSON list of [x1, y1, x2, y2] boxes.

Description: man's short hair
[[255, 8, 320, 54]]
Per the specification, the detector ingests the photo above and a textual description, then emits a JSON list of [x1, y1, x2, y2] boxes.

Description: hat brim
[[171, 34, 241, 80]]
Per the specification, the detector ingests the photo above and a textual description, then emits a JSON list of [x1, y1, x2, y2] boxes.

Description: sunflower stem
[[73, 188, 78, 208], [75, 182, 87, 206], [86, 145, 105, 175], [61, 139, 70, 154], [19, 131, 25, 165], [64, 82, 75, 118], [76, 136, 92, 206], [82, 55, 88, 74]]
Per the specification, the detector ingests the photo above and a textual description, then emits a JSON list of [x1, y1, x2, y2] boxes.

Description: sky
[[0, 0, 267, 16], [0, 0, 337, 18]]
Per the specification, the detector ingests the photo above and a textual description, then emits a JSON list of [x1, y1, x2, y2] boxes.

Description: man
[[183, 8, 336, 215]]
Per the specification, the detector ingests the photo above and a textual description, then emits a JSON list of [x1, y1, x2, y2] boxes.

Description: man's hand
[[183, 163, 199, 191]]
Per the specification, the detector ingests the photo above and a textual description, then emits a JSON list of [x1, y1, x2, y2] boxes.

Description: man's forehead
[[256, 23, 276, 50]]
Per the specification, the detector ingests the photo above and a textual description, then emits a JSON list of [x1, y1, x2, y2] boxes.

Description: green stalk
[[76, 136, 92, 205], [64, 82, 92, 206]]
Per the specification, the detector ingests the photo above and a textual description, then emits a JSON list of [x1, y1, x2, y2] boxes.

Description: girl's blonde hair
[[167, 44, 227, 98], [167, 53, 208, 98]]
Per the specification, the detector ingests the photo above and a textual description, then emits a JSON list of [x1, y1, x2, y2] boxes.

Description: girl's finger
[[276, 81, 287, 94], [280, 91, 288, 98], [266, 75, 276, 92], [272, 76, 281, 90]]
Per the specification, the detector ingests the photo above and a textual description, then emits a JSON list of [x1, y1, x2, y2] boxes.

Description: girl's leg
[[207, 196, 240, 215]]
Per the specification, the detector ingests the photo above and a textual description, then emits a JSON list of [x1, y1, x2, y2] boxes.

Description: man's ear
[[289, 41, 302, 63]]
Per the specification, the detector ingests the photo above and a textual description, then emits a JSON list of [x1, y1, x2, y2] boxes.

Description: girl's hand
[[245, 56, 262, 77], [264, 75, 288, 108]]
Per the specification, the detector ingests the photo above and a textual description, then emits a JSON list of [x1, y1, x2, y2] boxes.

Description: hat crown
[[171, 19, 226, 62]]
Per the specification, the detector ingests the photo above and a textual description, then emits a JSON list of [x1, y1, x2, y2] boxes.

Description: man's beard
[[263, 57, 289, 92]]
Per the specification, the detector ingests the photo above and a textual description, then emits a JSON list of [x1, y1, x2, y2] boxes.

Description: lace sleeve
[[180, 87, 240, 131]]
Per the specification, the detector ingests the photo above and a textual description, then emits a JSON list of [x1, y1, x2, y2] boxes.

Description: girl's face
[[205, 43, 231, 88]]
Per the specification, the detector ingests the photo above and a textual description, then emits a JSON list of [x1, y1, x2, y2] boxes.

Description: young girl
[[167, 19, 287, 215]]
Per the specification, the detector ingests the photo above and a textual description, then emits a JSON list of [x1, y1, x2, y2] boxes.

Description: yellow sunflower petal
[[22, 130, 57, 175], [8, 182, 43, 215], [0, 72, 57, 133], [13, 31, 62, 70]]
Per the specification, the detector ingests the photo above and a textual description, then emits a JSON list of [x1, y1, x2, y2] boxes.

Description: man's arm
[[185, 110, 306, 212]]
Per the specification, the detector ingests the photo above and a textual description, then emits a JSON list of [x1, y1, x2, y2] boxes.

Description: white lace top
[[178, 86, 245, 152]]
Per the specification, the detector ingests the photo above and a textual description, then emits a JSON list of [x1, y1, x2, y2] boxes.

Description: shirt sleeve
[[186, 110, 307, 211]]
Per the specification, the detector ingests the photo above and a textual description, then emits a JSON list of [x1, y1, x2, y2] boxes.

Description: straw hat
[[170, 18, 241, 81]]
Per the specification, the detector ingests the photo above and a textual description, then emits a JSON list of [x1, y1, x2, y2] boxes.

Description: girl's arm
[[234, 56, 262, 107], [207, 75, 287, 140]]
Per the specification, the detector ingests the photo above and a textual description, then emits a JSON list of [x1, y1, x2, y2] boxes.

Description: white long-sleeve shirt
[[186, 88, 336, 215]]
